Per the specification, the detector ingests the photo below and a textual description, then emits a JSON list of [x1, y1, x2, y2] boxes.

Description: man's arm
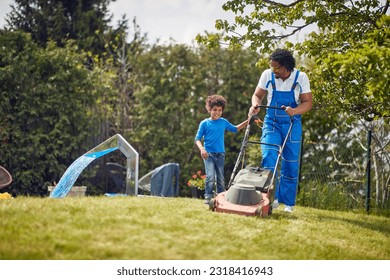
[[284, 92, 313, 116], [250, 86, 267, 115]]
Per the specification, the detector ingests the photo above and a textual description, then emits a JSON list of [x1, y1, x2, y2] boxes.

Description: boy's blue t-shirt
[[195, 117, 238, 153]]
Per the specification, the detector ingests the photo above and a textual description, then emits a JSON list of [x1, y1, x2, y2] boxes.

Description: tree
[[128, 44, 204, 182], [6, 0, 115, 58], [126, 43, 259, 194], [196, 0, 389, 120], [306, 14, 389, 121], [103, 18, 149, 137], [196, 0, 389, 210], [0, 31, 106, 196]]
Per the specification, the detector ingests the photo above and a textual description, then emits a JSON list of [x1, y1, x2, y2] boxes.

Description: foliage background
[[0, 0, 388, 213]]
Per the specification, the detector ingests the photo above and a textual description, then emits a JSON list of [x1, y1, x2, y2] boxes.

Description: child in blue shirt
[[195, 95, 249, 203]]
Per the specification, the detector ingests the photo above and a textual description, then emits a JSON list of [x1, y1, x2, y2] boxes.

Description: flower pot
[[48, 186, 87, 197], [190, 187, 205, 199]]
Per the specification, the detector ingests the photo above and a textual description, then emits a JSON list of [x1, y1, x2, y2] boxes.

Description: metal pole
[[365, 128, 372, 214], [298, 133, 304, 193]]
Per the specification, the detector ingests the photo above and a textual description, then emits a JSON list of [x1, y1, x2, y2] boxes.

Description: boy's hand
[[200, 147, 208, 159]]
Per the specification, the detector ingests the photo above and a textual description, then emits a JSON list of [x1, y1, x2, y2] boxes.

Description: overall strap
[[290, 70, 300, 91], [267, 72, 276, 90], [267, 71, 299, 91]]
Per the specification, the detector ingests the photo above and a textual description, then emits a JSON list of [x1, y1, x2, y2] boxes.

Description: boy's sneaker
[[272, 199, 279, 209], [204, 198, 211, 205], [284, 205, 294, 213]]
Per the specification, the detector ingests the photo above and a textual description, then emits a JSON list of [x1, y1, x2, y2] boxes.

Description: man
[[250, 49, 312, 213]]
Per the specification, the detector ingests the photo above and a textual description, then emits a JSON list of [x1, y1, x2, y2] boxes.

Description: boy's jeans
[[204, 152, 225, 200]]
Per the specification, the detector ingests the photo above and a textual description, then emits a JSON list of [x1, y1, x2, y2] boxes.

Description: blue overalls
[[261, 71, 302, 206]]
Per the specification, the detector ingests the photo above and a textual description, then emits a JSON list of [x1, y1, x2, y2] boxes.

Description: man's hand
[[282, 105, 295, 116], [249, 104, 260, 117]]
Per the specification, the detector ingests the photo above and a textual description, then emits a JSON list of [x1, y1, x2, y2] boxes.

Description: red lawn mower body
[[209, 106, 293, 218]]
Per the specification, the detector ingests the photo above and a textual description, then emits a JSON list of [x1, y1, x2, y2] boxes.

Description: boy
[[195, 95, 249, 204]]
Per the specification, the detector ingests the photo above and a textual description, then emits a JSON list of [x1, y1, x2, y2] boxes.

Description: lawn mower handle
[[227, 104, 294, 189], [255, 104, 288, 110], [249, 105, 286, 124], [254, 105, 294, 122]]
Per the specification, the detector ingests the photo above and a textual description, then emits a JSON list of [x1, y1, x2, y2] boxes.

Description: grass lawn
[[0, 195, 389, 260]]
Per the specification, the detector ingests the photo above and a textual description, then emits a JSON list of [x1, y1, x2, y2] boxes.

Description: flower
[[0, 192, 12, 200], [187, 170, 206, 190]]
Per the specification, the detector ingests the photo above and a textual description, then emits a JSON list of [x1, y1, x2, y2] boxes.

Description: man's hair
[[270, 49, 296, 72], [205, 94, 227, 112]]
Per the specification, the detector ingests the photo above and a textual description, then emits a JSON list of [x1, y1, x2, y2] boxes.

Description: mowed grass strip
[[0, 196, 389, 260]]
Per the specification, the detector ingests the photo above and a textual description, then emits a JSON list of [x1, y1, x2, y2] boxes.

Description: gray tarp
[[139, 163, 180, 197]]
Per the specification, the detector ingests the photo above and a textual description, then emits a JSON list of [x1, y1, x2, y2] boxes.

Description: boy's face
[[209, 105, 223, 120]]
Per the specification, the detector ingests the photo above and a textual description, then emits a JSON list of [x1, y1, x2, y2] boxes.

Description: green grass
[[1, 196, 389, 260]]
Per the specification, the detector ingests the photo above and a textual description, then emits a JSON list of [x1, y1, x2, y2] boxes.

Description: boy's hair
[[205, 95, 227, 112], [270, 49, 296, 72]]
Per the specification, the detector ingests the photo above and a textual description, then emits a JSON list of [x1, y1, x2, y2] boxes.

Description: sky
[[0, 0, 236, 46]]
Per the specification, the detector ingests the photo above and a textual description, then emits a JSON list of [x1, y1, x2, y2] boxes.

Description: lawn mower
[[208, 105, 294, 217]]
